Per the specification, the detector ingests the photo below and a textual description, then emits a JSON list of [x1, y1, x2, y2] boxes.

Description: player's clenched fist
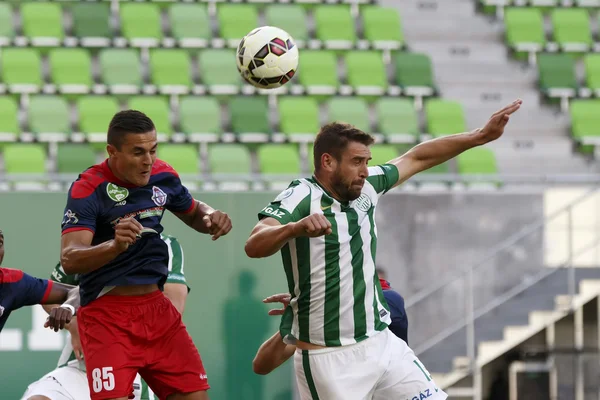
[[294, 214, 332, 238], [113, 217, 143, 252], [202, 210, 232, 241]]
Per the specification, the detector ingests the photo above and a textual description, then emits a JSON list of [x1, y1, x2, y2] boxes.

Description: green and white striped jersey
[[258, 164, 400, 347], [50, 234, 188, 400]]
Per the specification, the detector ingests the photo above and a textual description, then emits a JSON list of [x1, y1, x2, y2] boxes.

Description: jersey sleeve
[[163, 236, 190, 291], [61, 183, 99, 235], [50, 262, 79, 286], [366, 164, 400, 196], [165, 175, 195, 214], [16, 272, 54, 307], [258, 181, 311, 225]]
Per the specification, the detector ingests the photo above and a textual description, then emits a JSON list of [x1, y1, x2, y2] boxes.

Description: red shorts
[[78, 290, 209, 400]]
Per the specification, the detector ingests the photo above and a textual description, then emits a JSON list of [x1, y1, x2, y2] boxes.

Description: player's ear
[[106, 143, 118, 157], [322, 153, 336, 172]]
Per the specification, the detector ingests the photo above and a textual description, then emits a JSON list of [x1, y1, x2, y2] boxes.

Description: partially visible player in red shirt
[[0, 229, 79, 332], [60, 110, 232, 400]]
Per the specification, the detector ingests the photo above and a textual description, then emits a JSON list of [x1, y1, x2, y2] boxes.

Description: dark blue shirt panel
[[383, 289, 408, 345], [0, 269, 50, 331]]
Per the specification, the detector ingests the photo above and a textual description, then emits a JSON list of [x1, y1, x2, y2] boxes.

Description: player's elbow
[[245, 238, 262, 259], [252, 358, 271, 375], [60, 250, 77, 274]]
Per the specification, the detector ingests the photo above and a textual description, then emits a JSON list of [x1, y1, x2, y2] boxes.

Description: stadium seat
[[21, 2, 64, 46], [457, 147, 498, 174], [179, 96, 222, 140], [297, 50, 339, 94], [71, 2, 112, 47], [265, 5, 309, 44], [584, 54, 600, 92], [0, 4, 14, 45], [4, 144, 46, 174], [217, 4, 259, 44], [199, 49, 241, 94], [394, 53, 435, 95], [0, 97, 20, 138], [99, 49, 142, 93], [278, 97, 320, 137], [376, 98, 419, 141], [369, 145, 399, 166], [49, 49, 92, 93], [1, 48, 42, 92], [169, 4, 211, 47], [570, 100, 600, 141], [537, 53, 577, 96], [149, 50, 192, 93], [158, 144, 200, 174], [77, 96, 120, 136], [209, 144, 251, 174], [314, 5, 356, 48], [28, 96, 71, 135], [345, 51, 387, 95], [361, 6, 403, 49], [258, 144, 301, 174], [229, 97, 271, 137], [119, 3, 162, 46], [57, 144, 97, 173], [425, 100, 467, 136], [551, 9, 592, 52], [128, 97, 172, 137], [504, 8, 545, 51], [328, 97, 370, 132]]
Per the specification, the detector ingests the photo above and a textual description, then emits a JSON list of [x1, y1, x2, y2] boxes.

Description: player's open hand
[[476, 99, 522, 144], [294, 214, 332, 238], [44, 306, 73, 332], [263, 293, 291, 316], [202, 210, 232, 241], [113, 217, 143, 252]]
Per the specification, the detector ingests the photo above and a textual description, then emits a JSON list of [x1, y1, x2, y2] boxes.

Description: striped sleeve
[[163, 235, 189, 291], [258, 181, 311, 225], [366, 164, 400, 196]]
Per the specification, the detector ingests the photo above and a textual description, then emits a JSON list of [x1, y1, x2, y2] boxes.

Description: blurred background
[[1, 0, 600, 399]]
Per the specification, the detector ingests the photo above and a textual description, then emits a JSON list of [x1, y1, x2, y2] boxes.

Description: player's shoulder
[[70, 163, 108, 200], [276, 178, 313, 203], [151, 159, 180, 179], [0, 267, 24, 284]]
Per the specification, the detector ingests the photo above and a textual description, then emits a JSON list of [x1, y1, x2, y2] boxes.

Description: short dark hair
[[107, 110, 156, 149], [313, 122, 374, 171]]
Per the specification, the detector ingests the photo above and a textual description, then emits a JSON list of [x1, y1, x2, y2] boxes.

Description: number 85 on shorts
[[92, 367, 116, 393]]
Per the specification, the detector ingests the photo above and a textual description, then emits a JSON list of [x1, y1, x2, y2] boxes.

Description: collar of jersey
[[101, 159, 138, 189], [309, 176, 349, 207]]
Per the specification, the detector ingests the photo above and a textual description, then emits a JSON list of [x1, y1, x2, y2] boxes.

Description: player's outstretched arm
[[173, 200, 232, 241], [44, 285, 79, 332], [387, 99, 522, 188], [253, 331, 296, 375]]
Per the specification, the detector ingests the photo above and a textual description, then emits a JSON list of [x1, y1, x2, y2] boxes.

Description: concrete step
[[434, 63, 536, 86], [409, 41, 512, 64], [401, 16, 503, 42], [384, 0, 477, 18]]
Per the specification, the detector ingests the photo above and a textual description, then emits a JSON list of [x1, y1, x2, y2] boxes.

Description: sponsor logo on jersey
[[62, 209, 79, 226], [199, 374, 208, 380], [262, 206, 286, 219], [115, 200, 127, 207], [110, 207, 164, 226], [320, 205, 332, 211], [406, 389, 433, 400], [106, 183, 129, 202], [354, 194, 372, 212], [151, 186, 167, 207]]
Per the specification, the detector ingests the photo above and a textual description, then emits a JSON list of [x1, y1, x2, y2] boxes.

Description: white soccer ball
[[236, 26, 299, 89]]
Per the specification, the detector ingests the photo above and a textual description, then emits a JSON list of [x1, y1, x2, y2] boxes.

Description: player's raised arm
[[172, 200, 232, 241], [386, 99, 522, 188]]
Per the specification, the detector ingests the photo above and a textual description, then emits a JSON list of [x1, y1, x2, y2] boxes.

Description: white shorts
[[21, 366, 149, 400], [294, 328, 448, 400]]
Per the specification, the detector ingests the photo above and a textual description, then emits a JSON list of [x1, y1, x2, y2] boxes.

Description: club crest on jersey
[[106, 183, 129, 202], [62, 209, 79, 226], [274, 188, 293, 202], [354, 194, 372, 212], [151, 186, 167, 206]]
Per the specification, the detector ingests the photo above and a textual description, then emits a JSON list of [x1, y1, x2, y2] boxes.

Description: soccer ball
[[236, 26, 299, 89]]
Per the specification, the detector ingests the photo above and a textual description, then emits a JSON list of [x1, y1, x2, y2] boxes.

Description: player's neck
[[313, 173, 345, 203], [106, 158, 132, 186]]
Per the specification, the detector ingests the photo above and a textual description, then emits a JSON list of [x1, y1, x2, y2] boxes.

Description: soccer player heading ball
[[60, 110, 232, 400], [245, 100, 522, 399]]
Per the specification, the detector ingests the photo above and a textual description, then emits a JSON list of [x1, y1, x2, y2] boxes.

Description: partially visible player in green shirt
[[21, 234, 189, 400]]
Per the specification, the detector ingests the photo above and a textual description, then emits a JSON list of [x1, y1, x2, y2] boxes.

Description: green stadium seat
[[158, 144, 200, 174], [538, 53, 577, 100], [199, 49, 241, 94], [209, 144, 251, 174], [149, 50, 192, 94], [362, 6, 403, 49], [71, 2, 112, 47], [99, 49, 142, 94], [504, 8, 545, 53], [229, 97, 271, 141], [217, 4, 259, 46], [369, 145, 399, 166], [425, 100, 467, 136], [278, 97, 320, 139], [169, 4, 211, 47], [0, 97, 20, 140], [49, 49, 92, 94], [571, 100, 600, 143], [297, 50, 339, 95], [376, 98, 419, 142], [128, 96, 172, 138], [179, 96, 222, 141], [4, 144, 46, 174], [57, 144, 96, 174], [551, 9, 592, 52], [314, 5, 356, 49], [345, 51, 387, 95], [0, 4, 14, 45], [77, 96, 119, 140], [1, 48, 42, 93], [328, 97, 370, 132], [457, 147, 498, 174], [265, 5, 309, 44], [28, 96, 70, 138], [258, 144, 301, 174], [120, 3, 162, 47], [584, 54, 600, 93], [21, 2, 64, 46], [394, 53, 435, 97]]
